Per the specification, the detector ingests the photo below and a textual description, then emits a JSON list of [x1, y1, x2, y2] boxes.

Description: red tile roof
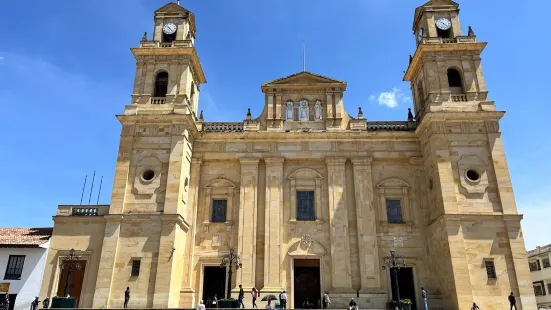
[[0, 228, 53, 247]]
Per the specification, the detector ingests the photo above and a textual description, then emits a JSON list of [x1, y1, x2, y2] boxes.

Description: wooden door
[[57, 260, 87, 307]]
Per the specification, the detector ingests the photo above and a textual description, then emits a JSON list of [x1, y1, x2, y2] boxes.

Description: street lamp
[[382, 250, 406, 303], [59, 249, 81, 297], [220, 249, 242, 299]]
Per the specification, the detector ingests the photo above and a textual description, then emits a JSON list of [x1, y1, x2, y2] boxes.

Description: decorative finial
[[246, 108, 252, 120], [468, 26, 475, 37], [358, 107, 364, 120], [407, 108, 414, 122], [141, 32, 148, 42], [409, 55, 413, 64], [199, 110, 204, 122]]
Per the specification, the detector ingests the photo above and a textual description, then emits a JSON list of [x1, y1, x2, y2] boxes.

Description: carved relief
[[287, 237, 327, 256]]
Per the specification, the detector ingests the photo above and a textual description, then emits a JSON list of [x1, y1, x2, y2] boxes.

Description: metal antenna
[[79, 175, 87, 205], [88, 171, 96, 205], [302, 42, 306, 72], [96, 176, 103, 205]]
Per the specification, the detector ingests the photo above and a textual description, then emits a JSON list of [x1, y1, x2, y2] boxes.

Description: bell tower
[[91, 2, 206, 308], [405, 1, 537, 309]]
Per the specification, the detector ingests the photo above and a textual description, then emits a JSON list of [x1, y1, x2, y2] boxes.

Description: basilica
[[39, 1, 537, 309]]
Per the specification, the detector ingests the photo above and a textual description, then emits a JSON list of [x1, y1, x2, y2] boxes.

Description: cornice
[[131, 47, 206, 84], [198, 130, 417, 142], [414, 111, 505, 134], [116, 113, 200, 139]]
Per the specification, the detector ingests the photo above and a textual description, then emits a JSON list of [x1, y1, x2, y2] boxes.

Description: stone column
[[325, 157, 352, 291], [263, 158, 284, 291], [237, 158, 260, 291], [351, 157, 380, 291]]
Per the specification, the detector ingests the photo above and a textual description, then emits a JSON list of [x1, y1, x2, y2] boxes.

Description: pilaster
[[351, 157, 381, 291], [263, 158, 285, 291], [325, 157, 353, 292], [237, 158, 260, 291], [92, 217, 122, 308], [164, 131, 185, 214]]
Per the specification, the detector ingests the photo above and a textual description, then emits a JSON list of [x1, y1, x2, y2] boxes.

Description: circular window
[[141, 169, 156, 181], [465, 169, 481, 182]]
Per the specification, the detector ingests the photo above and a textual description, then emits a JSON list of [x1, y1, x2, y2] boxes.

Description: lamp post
[[60, 249, 81, 297], [220, 249, 242, 299], [382, 250, 406, 303]]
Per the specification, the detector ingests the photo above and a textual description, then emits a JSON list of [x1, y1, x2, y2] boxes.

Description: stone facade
[[39, 1, 538, 309], [528, 245, 551, 308]]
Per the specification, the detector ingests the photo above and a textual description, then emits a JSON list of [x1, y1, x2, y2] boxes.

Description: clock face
[[162, 23, 177, 35], [417, 28, 424, 42], [435, 18, 452, 31]]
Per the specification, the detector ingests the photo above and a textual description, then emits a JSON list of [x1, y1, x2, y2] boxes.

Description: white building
[[528, 244, 551, 309], [0, 228, 52, 310]]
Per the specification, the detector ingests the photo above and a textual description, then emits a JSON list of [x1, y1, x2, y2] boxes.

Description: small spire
[[468, 26, 475, 37], [141, 32, 148, 42], [409, 55, 413, 64], [198, 110, 204, 122], [407, 108, 414, 122], [246, 108, 252, 120], [357, 107, 364, 120]]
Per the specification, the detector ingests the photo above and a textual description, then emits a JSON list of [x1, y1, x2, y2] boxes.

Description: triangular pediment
[[262, 71, 345, 87], [155, 2, 189, 14]]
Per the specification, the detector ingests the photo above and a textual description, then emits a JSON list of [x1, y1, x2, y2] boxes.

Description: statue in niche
[[286, 101, 294, 120], [314, 101, 323, 120], [299, 100, 309, 121]]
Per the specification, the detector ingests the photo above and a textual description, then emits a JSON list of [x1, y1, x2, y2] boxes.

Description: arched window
[[447, 68, 464, 93], [437, 27, 451, 39], [416, 81, 425, 109], [153, 72, 168, 97]]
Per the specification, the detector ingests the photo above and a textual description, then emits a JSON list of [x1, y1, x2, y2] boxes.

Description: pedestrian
[[471, 302, 480, 310], [421, 287, 428, 310], [251, 287, 259, 308], [197, 300, 206, 310], [30, 297, 40, 310], [238, 285, 245, 309], [508, 292, 517, 310], [279, 290, 287, 309], [265, 300, 271, 310], [206, 297, 212, 309], [3, 294, 10, 310], [302, 298, 310, 309], [42, 297, 50, 309], [212, 294, 218, 308], [348, 298, 357, 310], [124, 287, 130, 309], [322, 292, 331, 309]]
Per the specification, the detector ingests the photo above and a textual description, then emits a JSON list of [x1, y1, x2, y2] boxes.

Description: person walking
[[238, 285, 245, 309], [124, 287, 130, 309], [197, 300, 206, 310], [508, 292, 517, 310], [251, 288, 259, 308], [279, 290, 287, 309], [3, 294, 10, 310], [421, 287, 428, 310], [212, 294, 218, 308], [265, 300, 272, 310], [30, 297, 40, 310], [471, 302, 480, 310], [348, 298, 357, 310], [322, 293, 331, 309]]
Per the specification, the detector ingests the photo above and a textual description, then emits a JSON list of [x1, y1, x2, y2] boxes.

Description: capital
[[325, 157, 347, 165], [239, 157, 260, 165], [408, 157, 423, 166], [351, 157, 373, 166], [264, 157, 285, 166]]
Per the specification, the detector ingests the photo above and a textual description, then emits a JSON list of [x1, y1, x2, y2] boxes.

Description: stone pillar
[[92, 218, 122, 308], [263, 158, 284, 292], [237, 158, 260, 291], [181, 158, 202, 306], [325, 157, 352, 291], [351, 157, 380, 291], [164, 132, 185, 214]]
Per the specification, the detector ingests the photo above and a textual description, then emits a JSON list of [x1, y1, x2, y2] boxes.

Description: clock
[[435, 18, 452, 31], [417, 28, 424, 42], [162, 23, 177, 35]]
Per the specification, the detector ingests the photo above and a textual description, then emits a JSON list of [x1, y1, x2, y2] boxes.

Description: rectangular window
[[484, 261, 497, 279], [386, 200, 403, 224], [534, 282, 545, 296], [4, 255, 25, 280], [211, 200, 227, 223], [131, 260, 141, 277], [296, 191, 315, 221], [529, 261, 540, 272], [542, 258, 550, 268]]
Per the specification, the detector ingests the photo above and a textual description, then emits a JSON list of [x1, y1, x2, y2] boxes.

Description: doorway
[[57, 260, 87, 307], [0, 294, 16, 310], [293, 259, 321, 309], [390, 267, 416, 310], [202, 266, 226, 307]]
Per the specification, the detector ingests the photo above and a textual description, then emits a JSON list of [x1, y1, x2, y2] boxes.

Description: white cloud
[[370, 87, 411, 109]]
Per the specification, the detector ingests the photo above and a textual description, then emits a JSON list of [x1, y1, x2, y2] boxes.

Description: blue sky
[[0, 1, 549, 250]]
